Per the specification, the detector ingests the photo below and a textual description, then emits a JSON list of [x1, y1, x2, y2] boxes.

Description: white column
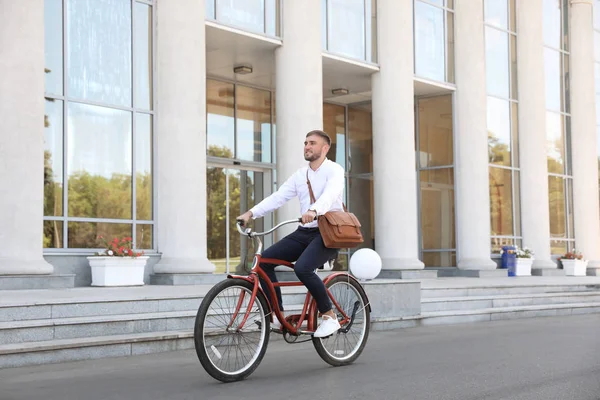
[[275, 0, 323, 238], [0, 0, 53, 275], [154, 0, 215, 274], [454, 0, 496, 269], [570, 0, 600, 271], [517, 0, 557, 270], [372, 0, 424, 270]]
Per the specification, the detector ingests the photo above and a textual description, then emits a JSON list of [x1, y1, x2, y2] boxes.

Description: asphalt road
[[1, 315, 599, 400]]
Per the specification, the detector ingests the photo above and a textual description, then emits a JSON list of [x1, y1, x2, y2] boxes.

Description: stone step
[[0, 275, 75, 290], [0, 288, 309, 323], [421, 283, 600, 299], [421, 292, 600, 312], [418, 302, 600, 326], [0, 304, 309, 345]]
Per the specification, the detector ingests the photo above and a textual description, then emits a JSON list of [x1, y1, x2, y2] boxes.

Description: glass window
[[543, 0, 561, 49], [44, 221, 64, 249], [44, 99, 64, 217], [215, 0, 266, 33], [45, 0, 63, 95], [136, 224, 153, 249], [485, 27, 510, 99], [422, 251, 456, 268], [348, 106, 373, 174], [420, 168, 456, 250], [446, 11, 455, 83], [418, 95, 453, 167], [511, 102, 519, 167], [348, 177, 374, 249], [510, 35, 518, 99], [323, 103, 346, 169], [487, 97, 511, 166], [546, 111, 565, 174], [548, 175, 566, 241], [67, 0, 132, 106], [135, 3, 153, 110], [414, 1, 445, 82], [135, 114, 153, 221], [68, 222, 131, 249], [236, 86, 272, 163], [489, 167, 514, 236], [67, 102, 132, 219], [544, 48, 562, 112], [325, 0, 366, 60], [484, 0, 508, 29], [207, 80, 235, 158]]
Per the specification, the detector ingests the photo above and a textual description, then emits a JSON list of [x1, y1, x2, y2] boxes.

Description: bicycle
[[194, 218, 371, 383]]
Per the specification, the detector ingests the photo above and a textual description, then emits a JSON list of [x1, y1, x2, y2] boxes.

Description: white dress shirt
[[250, 159, 345, 228]]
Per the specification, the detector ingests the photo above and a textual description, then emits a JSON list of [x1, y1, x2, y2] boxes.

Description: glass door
[[206, 166, 272, 274]]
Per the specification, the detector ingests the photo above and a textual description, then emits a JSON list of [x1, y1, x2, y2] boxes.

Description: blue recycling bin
[[501, 245, 517, 276]]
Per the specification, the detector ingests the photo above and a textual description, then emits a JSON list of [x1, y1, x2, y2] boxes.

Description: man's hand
[[301, 210, 317, 225], [236, 211, 253, 226]]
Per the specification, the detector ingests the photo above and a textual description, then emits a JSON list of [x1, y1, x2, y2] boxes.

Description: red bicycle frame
[[227, 253, 355, 335]]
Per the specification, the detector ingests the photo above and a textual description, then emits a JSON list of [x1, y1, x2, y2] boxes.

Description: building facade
[[1, 0, 600, 286]]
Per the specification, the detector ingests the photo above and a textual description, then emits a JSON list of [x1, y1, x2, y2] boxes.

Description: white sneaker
[[271, 314, 282, 330], [313, 315, 341, 338]]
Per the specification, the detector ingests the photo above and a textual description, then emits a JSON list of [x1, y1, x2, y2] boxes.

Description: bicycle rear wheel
[[194, 278, 270, 382], [312, 275, 370, 366]]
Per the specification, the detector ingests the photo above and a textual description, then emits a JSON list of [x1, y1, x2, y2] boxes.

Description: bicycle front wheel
[[194, 278, 270, 382], [312, 275, 370, 366]]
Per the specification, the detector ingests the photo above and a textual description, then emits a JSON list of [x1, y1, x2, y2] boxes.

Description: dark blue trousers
[[259, 227, 338, 314]]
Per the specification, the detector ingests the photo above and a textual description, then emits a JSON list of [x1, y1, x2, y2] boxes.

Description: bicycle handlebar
[[236, 218, 302, 237]]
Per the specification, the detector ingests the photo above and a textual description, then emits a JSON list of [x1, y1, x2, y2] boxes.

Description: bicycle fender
[[322, 273, 372, 312]]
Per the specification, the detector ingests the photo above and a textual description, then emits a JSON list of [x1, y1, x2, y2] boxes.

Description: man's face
[[304, 135, 329, 161]]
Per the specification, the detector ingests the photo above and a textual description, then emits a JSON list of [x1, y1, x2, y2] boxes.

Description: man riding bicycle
[[237, 129, 344, 338]]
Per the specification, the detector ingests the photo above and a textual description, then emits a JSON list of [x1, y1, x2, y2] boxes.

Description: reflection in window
[[68, 222, 131, 249], [485, 27, 509, 99], [548, 176, 567, 239], [484, 0, 508, 29], [208, 0, 279, 36], [420, 169, 456, 251], [44, 99, 64, 217], [67, 0, 132, 106], [348, 106, 373, 175], [67, 103, 132, 219], [348, 177, 374, 250], [544, 48, 562, 112], [546, 111, 565, 174], [323, 0, 367, 61], [136, 114, 153, 221], [414, 1, 445, 82], [416, 95, 455, 266], [489, 167, 514, 237], [487, 97, 511, 166], [323, 103, 346, 169], [135, 3, 152, 110], [417, 95, 453, 167], [236, 86, 272, 163], [44, 0, 154, 250], [542, 0, 561, 49], [207, 80, 235, 158], [45, 0, 63, 95]]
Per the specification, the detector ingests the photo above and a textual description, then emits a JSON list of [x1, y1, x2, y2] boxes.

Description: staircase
[[2, 278, 600, 369], [417, 281, 600, 326]]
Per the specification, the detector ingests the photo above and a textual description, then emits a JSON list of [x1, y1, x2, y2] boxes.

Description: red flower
[[128, 249, 133, 256]]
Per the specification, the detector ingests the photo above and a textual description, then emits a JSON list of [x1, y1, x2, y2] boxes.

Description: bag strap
[[306, 169, 348, 212]]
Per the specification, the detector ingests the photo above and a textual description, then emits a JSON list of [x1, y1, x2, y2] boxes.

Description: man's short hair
[[306, 130, 331, 146]]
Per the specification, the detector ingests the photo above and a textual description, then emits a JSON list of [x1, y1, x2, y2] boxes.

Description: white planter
[[514, 258, 533, 276], [87, 256, 148, 286], [561, 259, 588, 276]]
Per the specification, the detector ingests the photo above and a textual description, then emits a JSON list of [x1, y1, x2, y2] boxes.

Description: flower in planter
[[94, 235, 144, 258], [515, 246, 534, 259], [558, 249, 584, 261]]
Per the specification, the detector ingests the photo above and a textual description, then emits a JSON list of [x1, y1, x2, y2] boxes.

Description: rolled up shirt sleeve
[[249, 174, 297, 219], [311, 164, 345, 215]]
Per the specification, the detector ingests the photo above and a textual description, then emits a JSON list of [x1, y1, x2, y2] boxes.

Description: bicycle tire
[[312, 275, 370, 366], [194, 278, 270, 382]]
